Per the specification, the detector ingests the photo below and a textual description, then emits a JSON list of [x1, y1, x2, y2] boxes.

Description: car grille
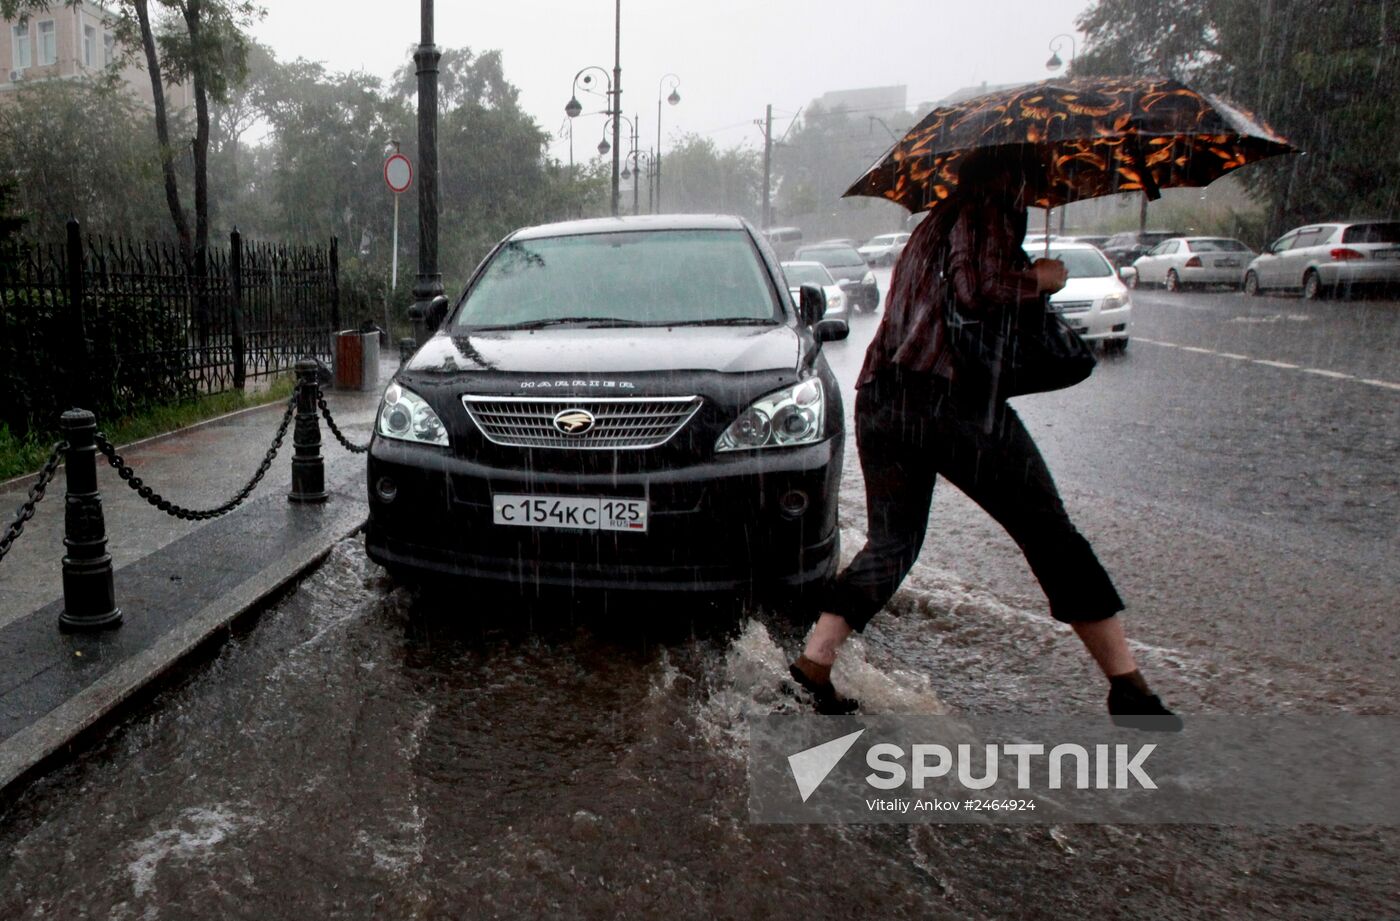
[[1054, 300, 1093, 314], [462, 395, 703, 450]]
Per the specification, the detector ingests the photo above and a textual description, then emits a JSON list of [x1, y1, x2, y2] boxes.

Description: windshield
[[1342, 222, 1400, 244], [782, 263, 835, 287], [453, 229, 780, 329], [1042, 248, 1114, 278], [798, 247, 864, 268], [1189, 239, 1251, 252]]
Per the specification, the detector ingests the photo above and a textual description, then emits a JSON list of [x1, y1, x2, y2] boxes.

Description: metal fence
[[0, 220, 339, 438]]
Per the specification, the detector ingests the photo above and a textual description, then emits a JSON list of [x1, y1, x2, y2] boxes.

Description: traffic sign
[[384, 153, 413, 194]]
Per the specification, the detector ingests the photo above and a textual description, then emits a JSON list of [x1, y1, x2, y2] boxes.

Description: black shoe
[[788, 663, 860, 715], [1108, 684, 1183, 732]]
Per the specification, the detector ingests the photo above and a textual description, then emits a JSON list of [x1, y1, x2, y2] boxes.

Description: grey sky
[[255, 0, 1094, 161]]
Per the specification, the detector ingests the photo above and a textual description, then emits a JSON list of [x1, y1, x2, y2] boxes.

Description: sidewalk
[[0, 360, 391, 797]]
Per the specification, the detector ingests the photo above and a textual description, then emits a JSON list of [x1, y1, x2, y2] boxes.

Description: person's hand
[[1032, 258, 1068, 294]]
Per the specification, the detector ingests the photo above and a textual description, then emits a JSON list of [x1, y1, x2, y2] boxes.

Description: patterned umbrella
[[843, 77, 1296, 213]]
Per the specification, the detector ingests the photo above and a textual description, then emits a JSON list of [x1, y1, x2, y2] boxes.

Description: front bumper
[[1060, 303, 1132, 342], [839, 281, 880, 310], [364, 436, 843, 592]]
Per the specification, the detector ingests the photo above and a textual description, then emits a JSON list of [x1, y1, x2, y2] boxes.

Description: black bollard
[[398, 337, 416, 369], [58, 409, 122, 632], [288, 359, 328, 504]]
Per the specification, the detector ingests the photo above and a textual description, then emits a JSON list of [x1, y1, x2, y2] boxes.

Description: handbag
[[946, 293, 1097, 403]]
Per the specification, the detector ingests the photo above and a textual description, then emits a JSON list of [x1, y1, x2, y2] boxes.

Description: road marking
[[1133, 338, 1397, 391]]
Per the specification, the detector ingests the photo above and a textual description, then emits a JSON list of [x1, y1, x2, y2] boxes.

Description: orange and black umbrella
[[843, 77, 1296, 214]]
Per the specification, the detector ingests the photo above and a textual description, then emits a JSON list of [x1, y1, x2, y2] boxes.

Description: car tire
[[1102, 338, 1128, 355], [1302, 270, 1326, 301], [1243, 271, 1262, 296], [1165, 269, 1181, 292]]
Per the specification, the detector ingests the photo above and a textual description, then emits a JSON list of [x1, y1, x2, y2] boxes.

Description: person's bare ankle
[[792, 653, 832, 686]]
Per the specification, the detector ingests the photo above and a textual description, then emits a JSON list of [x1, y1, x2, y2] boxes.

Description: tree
[[0, 80, 173, 239], [1075, 0, 1400, 237], [659, 134, 763, 220]]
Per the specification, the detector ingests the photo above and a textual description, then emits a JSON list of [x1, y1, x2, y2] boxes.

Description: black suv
[[365, 215, 848, 596], [1101, 230, 1187, 268]]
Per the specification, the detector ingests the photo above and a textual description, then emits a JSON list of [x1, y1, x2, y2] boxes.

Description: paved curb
[[0, 499, 366, 800]]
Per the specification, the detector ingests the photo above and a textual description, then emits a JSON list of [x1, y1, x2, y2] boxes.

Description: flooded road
[[2, 276, 1397, 919]]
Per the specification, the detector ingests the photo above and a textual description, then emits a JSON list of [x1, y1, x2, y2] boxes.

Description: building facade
[[0, 0, 190, 110]]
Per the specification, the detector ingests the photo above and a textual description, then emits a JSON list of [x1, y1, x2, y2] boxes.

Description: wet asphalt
[[0, 273, 1396, 919]]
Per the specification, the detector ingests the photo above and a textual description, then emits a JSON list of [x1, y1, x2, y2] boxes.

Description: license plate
[[1376, 249, 1400, 260], [492, 493, 648, 532], [1215, 258, 1241, 267]]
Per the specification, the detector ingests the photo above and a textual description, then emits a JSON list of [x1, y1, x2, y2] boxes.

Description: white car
[[1131, 237, 1254, 291], [780, 261, 847, 319], [857, 233, 910, 267], [1243, 221, 1400, 299], [1024, 241, 1132, 352]]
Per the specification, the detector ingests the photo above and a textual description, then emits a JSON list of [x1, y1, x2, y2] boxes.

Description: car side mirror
[[426, 295, 450, 330], [814, 317, 849, 343], [798, 283, 826, 327], [1118, 266, 1137, 283]]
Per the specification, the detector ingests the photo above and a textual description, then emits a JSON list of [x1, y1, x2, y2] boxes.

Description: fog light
[[779, 489, 809, 518], [376, 476, 398, 503]]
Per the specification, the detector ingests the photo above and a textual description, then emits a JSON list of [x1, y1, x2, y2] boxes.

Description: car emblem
[[553, 409, 595, 435]]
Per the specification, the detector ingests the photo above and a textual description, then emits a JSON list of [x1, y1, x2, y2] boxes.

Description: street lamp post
[[563, 2, 624, 215], [655, 74, 680, 214], [565, 65, 617, 213], [408, 0, 443, 346], [604, 114, 638, 214], [1045, 33, 1078, 236], [623, 148, 653, 217]]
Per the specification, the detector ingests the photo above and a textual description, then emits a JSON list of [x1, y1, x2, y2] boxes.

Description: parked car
[[366, 214, 848, 598], [857, 232, 911, 266], [1130, 237, 1255, 290], [781, 261, 847, 319], [1024, 240, 1132, 352], [1071, 234, 1110, 249], [1243, 221, 1400, 299], [1101, 230, 1187, 268], [793, 243, 880, 312], [762, 225, 804, 261]]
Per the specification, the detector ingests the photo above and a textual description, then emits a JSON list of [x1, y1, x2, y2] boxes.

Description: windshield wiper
[[472, 316, 647, 331], [657, 317, 780, 327]]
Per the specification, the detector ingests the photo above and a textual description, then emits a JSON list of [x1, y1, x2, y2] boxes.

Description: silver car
[[1131, 237, 1255, 291], [1243, 221, 1400, 299], [857, 232, 911, 267]]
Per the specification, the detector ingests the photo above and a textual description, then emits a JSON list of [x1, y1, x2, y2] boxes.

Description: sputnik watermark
[[750, 715, 1400, 825]]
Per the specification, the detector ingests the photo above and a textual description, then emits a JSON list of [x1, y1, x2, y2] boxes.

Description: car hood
[[1049, 275, 1128, 304], [404, 324, 803, 376], [821, 264, 869, 283]]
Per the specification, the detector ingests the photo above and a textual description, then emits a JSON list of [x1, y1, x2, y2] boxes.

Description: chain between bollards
[[316, 387, 370, 454], [0, 441, 66, 565]]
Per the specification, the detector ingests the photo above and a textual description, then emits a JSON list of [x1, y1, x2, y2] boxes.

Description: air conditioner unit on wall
[[8, 71, 20, 82]]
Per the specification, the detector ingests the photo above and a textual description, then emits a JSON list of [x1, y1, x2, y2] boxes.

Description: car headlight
[[828, 290, 845, 311], [376, 382, 449, 446], [862, 270, 875, 285], [1101, 294, 1128, 312], [716, 379, 826, 452]]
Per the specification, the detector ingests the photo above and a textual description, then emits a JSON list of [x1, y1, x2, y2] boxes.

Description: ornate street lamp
[[562, 1, 623, 215], [1046, 33, 1077, 71], [407, 0, 444, 346], [655, 73, 680, 213]]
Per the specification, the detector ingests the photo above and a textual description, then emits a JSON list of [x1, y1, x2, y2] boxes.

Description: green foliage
[[660, 134, 764, 221], [0, 80, 175, 240], [0, 286, 191, 438], [1075, 0, 1400, 238]]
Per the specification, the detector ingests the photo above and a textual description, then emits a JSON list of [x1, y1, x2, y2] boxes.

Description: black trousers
[[828, 370, 1124, 631]]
